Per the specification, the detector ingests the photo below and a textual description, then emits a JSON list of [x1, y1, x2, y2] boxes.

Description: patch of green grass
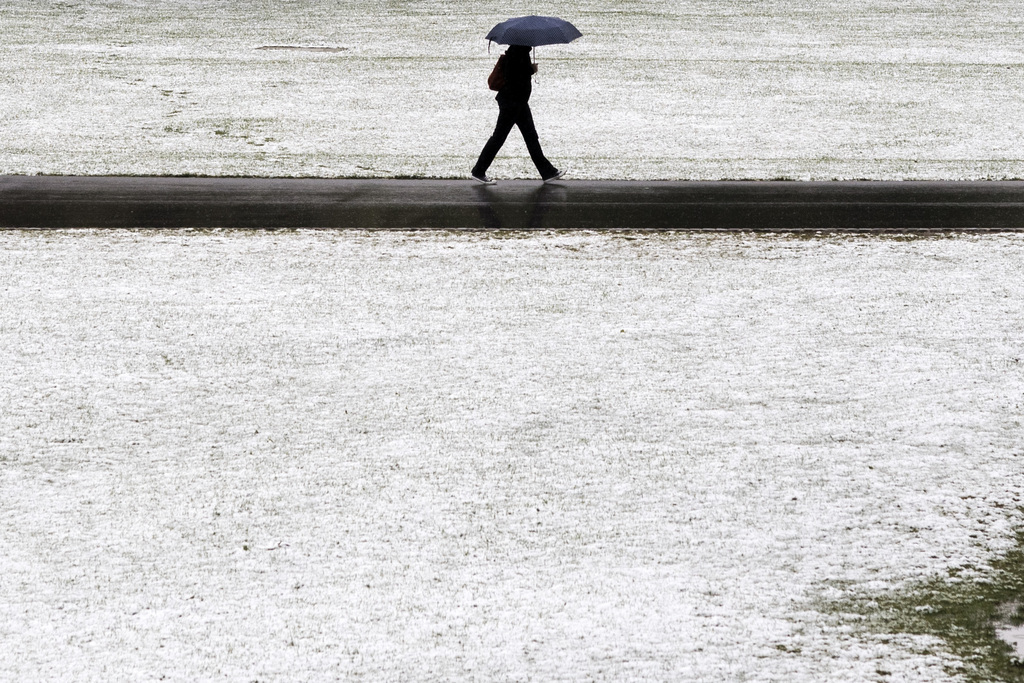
[[827, 532, 1024, 682]]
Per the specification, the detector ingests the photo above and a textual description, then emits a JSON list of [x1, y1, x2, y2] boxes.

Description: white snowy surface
[[2, 230, 1023, 681], [2, 0, 1023, 179], [997, 625, 1024, 659]]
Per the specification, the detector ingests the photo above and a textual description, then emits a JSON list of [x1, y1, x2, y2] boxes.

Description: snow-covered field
[[2, 0, 1023, 179], [3, 1, 1024, 679], [2, 230, 1023, 681]]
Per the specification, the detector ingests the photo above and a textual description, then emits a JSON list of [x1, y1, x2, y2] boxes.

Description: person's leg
[[514, 104, 558, 179], [473, 103, 518, 177]]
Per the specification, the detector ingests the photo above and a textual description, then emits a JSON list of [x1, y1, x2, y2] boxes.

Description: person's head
[[507, 44, 532, 57]]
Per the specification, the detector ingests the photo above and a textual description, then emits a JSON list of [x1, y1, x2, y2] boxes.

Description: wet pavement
[[2, 176, 1023, 230]]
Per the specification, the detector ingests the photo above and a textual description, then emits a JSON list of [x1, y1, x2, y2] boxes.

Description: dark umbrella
[[485, 15, 582, 48]]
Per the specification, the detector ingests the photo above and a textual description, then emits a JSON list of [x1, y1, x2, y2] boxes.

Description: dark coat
[[497, 46, 535, 104]]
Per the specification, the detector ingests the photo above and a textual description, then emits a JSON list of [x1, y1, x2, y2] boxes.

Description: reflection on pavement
[[473, 183, 568, 230]]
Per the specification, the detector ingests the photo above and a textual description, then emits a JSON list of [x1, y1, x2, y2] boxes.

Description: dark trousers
[[473, 100, 557, 179]]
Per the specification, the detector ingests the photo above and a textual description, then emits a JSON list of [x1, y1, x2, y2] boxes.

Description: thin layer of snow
[[997, 626, 1024, 659], [995, 601, 1024, 658], [2, 231, 1023, 681], [1, 0, 1023, 179]]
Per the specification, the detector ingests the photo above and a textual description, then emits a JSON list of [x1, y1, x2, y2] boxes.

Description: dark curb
[[2, 176, 1024, 230]]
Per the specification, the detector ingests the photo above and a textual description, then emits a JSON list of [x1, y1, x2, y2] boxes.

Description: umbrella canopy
[[485, 15, 582, 47]]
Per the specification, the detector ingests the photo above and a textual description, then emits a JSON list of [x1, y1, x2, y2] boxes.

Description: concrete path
[[2, 176, 1023, 231]]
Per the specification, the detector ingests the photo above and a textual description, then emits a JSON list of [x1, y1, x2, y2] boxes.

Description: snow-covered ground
[[2, 230, 1023, 681], [2, 0, 1023, 179]]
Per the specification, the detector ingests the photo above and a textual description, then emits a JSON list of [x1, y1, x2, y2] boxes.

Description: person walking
[[471, 44, 565, 185]]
